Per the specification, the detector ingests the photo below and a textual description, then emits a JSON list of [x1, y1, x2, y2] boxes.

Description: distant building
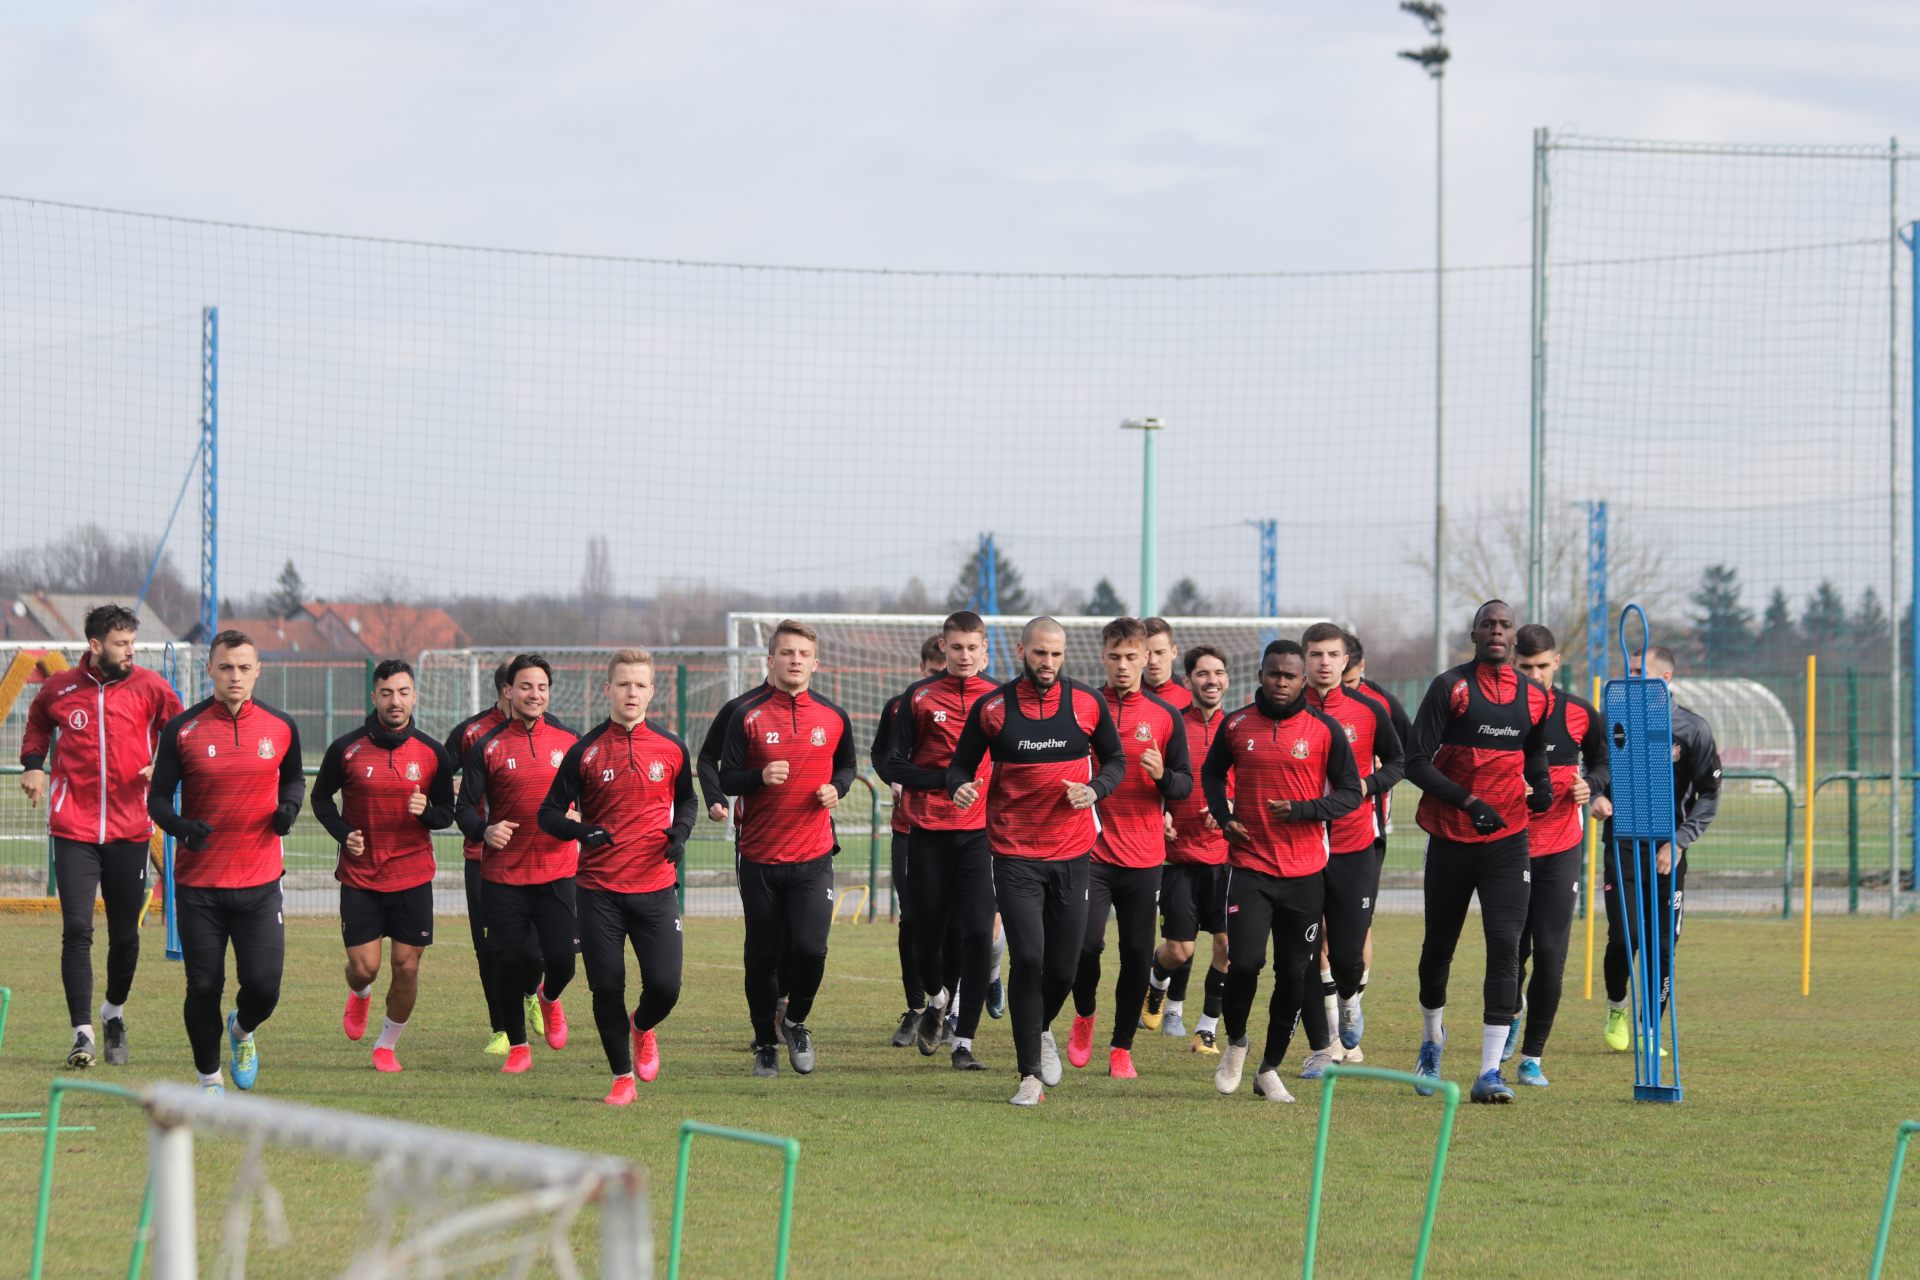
[[2, 592, 181, 645]]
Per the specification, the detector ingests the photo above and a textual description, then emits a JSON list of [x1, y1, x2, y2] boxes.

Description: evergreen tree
[[1084, 578, 1128, 616], [1801, 579, 1849, 651], [1688, 563, 1752, 673], [266, 560, 306, 619], [1159, 577, 1210, 616], [946, 538, 1030, 612], [1756, 586, 1797, 670], [1851, 586, 1890, 652]]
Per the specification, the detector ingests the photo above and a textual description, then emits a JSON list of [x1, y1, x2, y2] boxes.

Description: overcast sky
[[4, 1, 1918, 630], [7, 1, 1916, 275]]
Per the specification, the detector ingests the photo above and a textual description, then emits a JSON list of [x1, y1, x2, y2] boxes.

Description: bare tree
[[580, 535, 614, 641], [0, 522, 197, 632]]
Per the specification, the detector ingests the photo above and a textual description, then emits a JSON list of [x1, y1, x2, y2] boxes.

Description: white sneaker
[[1215, 1039, 1249, 1094], [1009, 1075, 1045, 1107], [1038, 1030, 1063, 1086], [1253, 1066, 1296, 1102], [1343, 1044, 1365, 1064]]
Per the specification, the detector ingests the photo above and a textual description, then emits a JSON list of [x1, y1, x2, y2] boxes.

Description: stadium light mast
[[1121, 417, 1165, 616], [1399, 2, 1449, 670]]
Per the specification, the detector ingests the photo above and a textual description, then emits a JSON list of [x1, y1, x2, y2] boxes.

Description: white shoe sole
[[1253, 1071, 1296, 1103]]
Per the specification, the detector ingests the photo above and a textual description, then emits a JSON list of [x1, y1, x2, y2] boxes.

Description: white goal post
[[143, 1081, 650, 1279]]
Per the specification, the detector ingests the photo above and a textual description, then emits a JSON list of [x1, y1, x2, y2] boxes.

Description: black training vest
[[989, 675, 1093, 763], [1437, 663, 1533, 753]]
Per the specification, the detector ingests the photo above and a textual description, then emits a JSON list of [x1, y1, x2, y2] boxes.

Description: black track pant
[[1417, 831, 1531, 1025], [579, 885, 683, 1076], [993, 852, 1089, 1080], [1517, 841, 1582, 1056], [738, 854, 834, 1046], [1223, 866, 1323, 1069], [53, 838, 148, 1028], [481, 877, 578, 1046], [907, 827, 996, 1039], [466, 859, 543, 1031], [1322, 847, 1381, 998], [176, 881, 284, 1076], [1603, 846, 1687, 1011], [891, 833, 923, 1008], [1073, 861, 1162, 1052]]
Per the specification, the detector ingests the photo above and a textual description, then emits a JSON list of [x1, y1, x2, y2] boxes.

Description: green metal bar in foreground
[[667, 1118, 801, 1280], [1870, 1119, 1920, 1279], [1303, 1065, 1460, 1280], [30, 1077, 152, 1280], [0, 985, 10, 1054]]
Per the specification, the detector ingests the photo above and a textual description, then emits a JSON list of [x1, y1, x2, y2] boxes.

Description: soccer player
[[717, 620, 856, 1077], [948, 616, 1125, 1107], [1203, 641, 1362, 1103], [1068, 616, 1191, 1079], [148, 631, 304, 1094], [311, 659, 455, 1072], [454, 653, 581, 1076], [889, 612, 1001, 1069], [539, 649, 694, 1106], [20, 603, 182, 1068], [1403, 601, 1553, 1104], [1146, 645, 1232, 1052], [1338, 630, 1414, 1040], [444, 662, 545, 1054], [1508, 625, 1610, 1086], [1142, 616, 1192, 710], [873, 634, 947, 1047], [1602, 645, 1720, 1050], [1297, 623, 1403, 1078]]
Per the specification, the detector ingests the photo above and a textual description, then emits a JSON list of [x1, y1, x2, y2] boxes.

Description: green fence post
[[1303, 1065, 1460, 1280], [676, 663, 689, 741], [45, 832, 55, 897], [869, 781, 881, 923], [667, 1119, 801, 1280], [324, 665, 336, 745], [1847, 669, 1860, 913], [31, 1077, 144, 1280]]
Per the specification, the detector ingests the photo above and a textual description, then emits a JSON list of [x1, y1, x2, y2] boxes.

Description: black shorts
[[1161, 862, 1229, 942], [340, 882, 434, 949]]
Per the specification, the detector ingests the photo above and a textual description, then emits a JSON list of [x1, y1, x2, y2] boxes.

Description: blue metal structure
[[160, 643, 183, 962], [198, 306, 219, 642], [1586, 501, 1608, 688], [1253, 518, 1277, 646], [968, 532, 1014, 678], [1602, 604, 1681, 1102]]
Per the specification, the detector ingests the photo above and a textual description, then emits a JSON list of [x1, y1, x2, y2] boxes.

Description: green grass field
[[0, 912, 1914, 1278]]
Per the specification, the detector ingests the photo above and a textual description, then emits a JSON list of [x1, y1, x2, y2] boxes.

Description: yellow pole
[[1801, 654, 1817, 997], [1584, 675, 1602, 1000]]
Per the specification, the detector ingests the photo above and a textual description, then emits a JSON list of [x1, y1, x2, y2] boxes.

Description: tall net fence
[[4, 133, 1918, 912]]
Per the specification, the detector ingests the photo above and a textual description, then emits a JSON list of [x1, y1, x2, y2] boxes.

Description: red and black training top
[[1533, 687, 1610, 856], [455, 715, 581, 885], [698, 682, 769, 812], [1405, 661, 1552, 844], [871, 694, 911, 836], [312, 715, 455, 892], [149, 698, 304, 889], [945, 675, 1126, 861], [1166, 704, 1230, 866], [444, 706, 506, 862], [888, 672, 997, 833], [539, 718, 695, 895], [717, 686, 856, 865], [1092, 685, 1192, 869], [23, 655, 182, 845], [1307, 684, 1405, 856], [1347, 678, 1411, 847], [1202, 688, 1362, 878], [1146, 678, 1193, 711]]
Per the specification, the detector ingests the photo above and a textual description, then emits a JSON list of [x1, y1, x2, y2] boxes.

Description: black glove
[[579, 825, 614, 849], [179, 819, 215, 850], [1525, 781, 1554, 814], [271, 805, 298, 836], [1463, 798, 1507, 835], [663, 839, 685, 866]]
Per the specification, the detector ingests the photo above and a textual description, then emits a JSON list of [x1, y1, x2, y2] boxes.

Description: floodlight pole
[[1122, 418, 1164, 616], [1399, 3, 1450, 671]]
